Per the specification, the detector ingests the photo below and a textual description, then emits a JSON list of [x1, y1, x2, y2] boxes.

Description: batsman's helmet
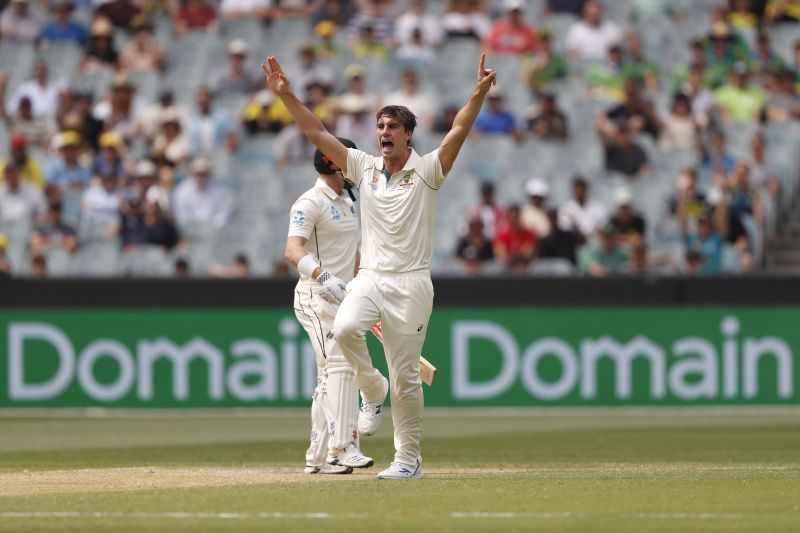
[[314, 137, 357, 175]]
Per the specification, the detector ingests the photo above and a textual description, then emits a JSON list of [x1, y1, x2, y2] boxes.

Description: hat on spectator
[[255, 89, 274, 107], [10, 133, 26, 150], [525, 178, 549, 197], [314, 20, 337, 38], [99, 131, 123, 149], [228, 39, 248, 55], [54, 130, 82, 150], [613, 187, 633, 206], [191, 157, 212, 174], [344, 64, 366, 80], [135, 159, 157, 178], [90, 17, 115, 37], [503, 0, 524, 11]]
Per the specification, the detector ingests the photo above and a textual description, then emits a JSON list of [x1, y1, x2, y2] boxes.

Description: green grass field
[[1, 409, 799, 532]]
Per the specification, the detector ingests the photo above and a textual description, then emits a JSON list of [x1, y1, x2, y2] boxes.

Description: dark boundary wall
[[2, 277, 800, 308]]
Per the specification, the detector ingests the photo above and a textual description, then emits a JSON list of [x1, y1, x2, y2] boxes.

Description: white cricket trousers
[[294, 281, 359, 465], [332, 269, 434, 465]]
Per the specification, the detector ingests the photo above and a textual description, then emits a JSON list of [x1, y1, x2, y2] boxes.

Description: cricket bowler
[[264, 52, 496, 479]]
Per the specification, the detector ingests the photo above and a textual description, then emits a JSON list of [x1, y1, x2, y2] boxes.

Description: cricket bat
[[369, 323, 437, 387]]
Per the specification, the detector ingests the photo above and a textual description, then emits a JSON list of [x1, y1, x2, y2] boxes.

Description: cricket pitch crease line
[[0, 511, 779, 521]]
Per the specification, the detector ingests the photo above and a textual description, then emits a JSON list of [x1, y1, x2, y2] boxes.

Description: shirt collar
[[315, 177, 341, 200], [374, 148, 423, 175]]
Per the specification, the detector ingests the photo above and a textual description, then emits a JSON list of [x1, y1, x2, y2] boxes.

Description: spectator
[[584, 43, 627, 102], [747, 132, 782, 197], [347, 0, 397, 45], [116, 193, 179, 250], [336, 64, 380, 118], [81, 171, 121, 225], [701, 130, 736, 179], [80, 17, 119, 73], [312, 20, 345, 61], [46, 131, 92, 191], [623, 242, 665, 276], [442, 0, 491, 41], [607, 187, 645, 245], [527, 92, 569, 141], [461, 181, 507, 240], [0, 72, 51, 149], [30, 252, 47, 278], [473, 87, 523, 142], [455, 216, 494, 276], [152, 108, 191, 166], [683, 215, 724, 275], [119, 19, 165, 73], [597, 121, 649, 178], [30, 199, 78, 255], [627, 0, 678, 25], [64, 90, 104, 152], [395, 0, 444, 49], [210, 253, 250, 278], [520, 178, 551, 238], [672, 167, 710, 228], [752, 32, 787, 87], [93, 131, 129, 182], [0, 0, 42, 43], [603, 79, 660, 138], [764, 0, 800, 23], [271, 258, 291, 278], [351, 22, 391, 61], [286, 43, 335, 100], [396, 27, 438, 67], [766, 70, 800, 122], [275, 0, 314, 18], [383, 69, 437, 129], [714, 62, 766, 122], [483, 0, 540, 56], [38, 0, 90, 47], [433, 104, 459, 134], [681, 66, 715, 129], [0, 234, 11, 277], [142, 90, 186, 141], [658, 93, 698, 152], [187, 86, 235, 154], [724, 162, 763, 244], [0, 162, 46, 226], [174, 257, 190, 277], [243, 89, 292, 135], [558, 176, 607, 242], [539, 208, 578, 264], [208, 39, 260, 98], [493, 204, 537, 273], [97, 0, 142, 31], [0, 134, 45, 190], [220, 0, 272, 21], [175, 0, 219, 36], [578, 224, 629, 277], [6, 61, 64, 119], [520, 30, 569, 94], [311, 0, 354, 27], [728, 0, 758, 30], [622, 31, 659, 92], [564, 0, 622, 62], [92, 74, 145, 141], [173, 157, 231, 229]]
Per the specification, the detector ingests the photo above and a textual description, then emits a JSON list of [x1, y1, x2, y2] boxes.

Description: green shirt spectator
[[578, 228, 629, 277], [713, 64, 766, 121], [520, 30, 568, 93]]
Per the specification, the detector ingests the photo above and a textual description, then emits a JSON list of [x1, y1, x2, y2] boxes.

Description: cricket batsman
[[285, 137, 374, 474], [265, 52, 496, 479]]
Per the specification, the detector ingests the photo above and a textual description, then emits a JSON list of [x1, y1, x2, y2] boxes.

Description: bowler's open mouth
[[381, 139, 394, 150]]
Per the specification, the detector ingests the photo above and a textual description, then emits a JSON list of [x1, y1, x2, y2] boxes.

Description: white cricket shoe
[[358, 376, 389, 436], [304, 464, 353, 475], [376, 459, 423, 480], [327, 444, 374, 468]]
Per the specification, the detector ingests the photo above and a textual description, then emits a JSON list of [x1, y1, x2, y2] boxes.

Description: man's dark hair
[[376, 105, 417, 133]]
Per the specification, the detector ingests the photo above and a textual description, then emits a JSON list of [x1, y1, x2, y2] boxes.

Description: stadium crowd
[[0, 0, 798, 278]]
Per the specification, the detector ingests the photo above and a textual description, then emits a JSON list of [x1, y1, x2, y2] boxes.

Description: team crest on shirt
[[330, 205, 342, 221], [291, 210, 305, 227], [370, 175, 379, 192], [399, 175, 415, 189]]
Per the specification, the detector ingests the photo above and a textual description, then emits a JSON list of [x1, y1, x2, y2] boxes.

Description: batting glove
[[316, 270, 346, 304]]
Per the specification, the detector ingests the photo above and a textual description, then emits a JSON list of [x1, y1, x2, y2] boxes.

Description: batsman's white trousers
[[332, 269, 434, 465], [294, 281, 359, 465]]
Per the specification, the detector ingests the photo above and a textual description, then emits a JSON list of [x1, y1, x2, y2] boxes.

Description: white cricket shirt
[[288, 178, 359, 282], [347, 147, 446, 273]]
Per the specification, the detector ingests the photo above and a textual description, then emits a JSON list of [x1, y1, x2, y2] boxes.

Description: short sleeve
[[424, 149, 447, 187], [346, 148, 372, 188], [287, 197, 318, 239]]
